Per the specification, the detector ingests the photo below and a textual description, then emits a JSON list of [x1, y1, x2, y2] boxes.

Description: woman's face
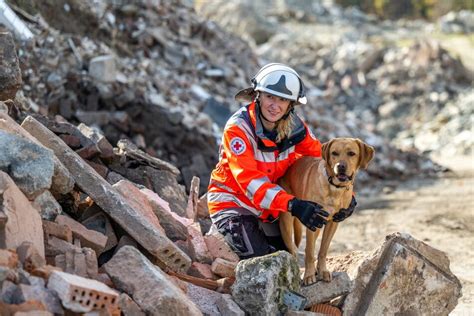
[[259, 92, 291, 123]]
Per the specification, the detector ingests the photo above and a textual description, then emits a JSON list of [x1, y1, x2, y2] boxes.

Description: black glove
[[288, 198, 329, 231], [333, 196, 357, 222]]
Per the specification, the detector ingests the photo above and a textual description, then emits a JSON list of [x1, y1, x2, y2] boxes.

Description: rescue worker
[[207, 63, 350, 259]]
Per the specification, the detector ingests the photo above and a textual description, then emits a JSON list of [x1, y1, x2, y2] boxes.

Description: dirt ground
[[299, 155, 473, 315]]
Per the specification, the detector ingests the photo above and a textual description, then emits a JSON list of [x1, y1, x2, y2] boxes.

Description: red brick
[[43, 220, 73, 243], [188, 262, 216, 280], [55, 215, 107, 255], [0, 249, 18, 269], [211, 258, 237, 278]]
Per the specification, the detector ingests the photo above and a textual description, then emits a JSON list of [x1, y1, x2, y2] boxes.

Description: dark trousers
[[215, 215, 288, 259]]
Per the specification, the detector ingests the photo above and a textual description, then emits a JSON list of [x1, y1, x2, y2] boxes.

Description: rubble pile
[[8, 0, 259, 193], [0, 105, 246, 315]]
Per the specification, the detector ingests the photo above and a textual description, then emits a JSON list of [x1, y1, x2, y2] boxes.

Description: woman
[[208, 63, 352, 259]]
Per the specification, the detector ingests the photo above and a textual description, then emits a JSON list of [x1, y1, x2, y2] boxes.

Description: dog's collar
[[323, 165, 351, 190]]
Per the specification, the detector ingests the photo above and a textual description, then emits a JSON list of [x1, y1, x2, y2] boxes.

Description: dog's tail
[[294, 220, 303, 247]]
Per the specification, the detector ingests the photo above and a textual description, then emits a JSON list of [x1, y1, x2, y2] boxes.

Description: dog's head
[[322, 138, 375, 183]]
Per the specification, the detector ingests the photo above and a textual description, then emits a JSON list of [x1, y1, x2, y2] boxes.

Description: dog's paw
[[317, 269, 332, 282], [302, 274, 318, 285]]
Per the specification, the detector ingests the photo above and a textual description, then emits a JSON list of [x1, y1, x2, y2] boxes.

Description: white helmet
[[252, 63, 307, 105]]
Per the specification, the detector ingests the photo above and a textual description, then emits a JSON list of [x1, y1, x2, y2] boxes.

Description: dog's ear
[[356, 139, 375, 169], [321, 140, 334, 163]]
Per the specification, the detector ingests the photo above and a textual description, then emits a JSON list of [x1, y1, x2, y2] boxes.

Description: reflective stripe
[[246, 176, 270, 200], [210, 180, 235, 193], [255, 150, 274, 162], [277, 146, 295, 161], [260, 185, 284, 209], [207, 192, 261, 216]]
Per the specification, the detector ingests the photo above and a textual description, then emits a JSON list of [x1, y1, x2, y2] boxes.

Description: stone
[[32, 191, 63, 221], [55, 215, 107, 255], [0, 131, 54, 199], [47, 271, 119, 313], [18, 284, 63, 315], [103, 246, 202, 316], [216, 294, 245, 316], [17, 242, 46, 273], [0, 171, 45, 258], [77, 123, 114, 160], [328, 233, 463, 315], [89, 55, 116, 83], [0, 32, 22, 100], [119, 293, 145, 316], [185, 176, 200, 220], [81, 212, 118, 253], [21, 115, 191, 273], [185, 282, 223, 315], [298, 272, 353, 308], [232, 251, 301, 316]]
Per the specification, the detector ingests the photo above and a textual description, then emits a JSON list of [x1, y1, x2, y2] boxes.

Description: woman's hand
[[288, 198, 329, 231]]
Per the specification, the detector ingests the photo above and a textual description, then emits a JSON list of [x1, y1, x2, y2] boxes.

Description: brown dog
[[278, 138, 374, 284]]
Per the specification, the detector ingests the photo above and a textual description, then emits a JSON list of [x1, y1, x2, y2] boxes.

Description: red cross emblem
[[230, 137, 246, 155]]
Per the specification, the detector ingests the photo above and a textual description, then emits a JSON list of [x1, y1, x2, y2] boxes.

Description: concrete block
[[211, 258, 237, 278], [103, 246, 201, 316], [47, 271, 119, 313], [0, 171, 45, 258], [298, 272, 352, 308], [119, 293, 145, 316], [55, 215, 107, 255], [140, 187, 189, 241], [328, 233, 463, 315], [232, 251, 300, 315], [21, 115, 191, 273], [216, 294, 245, 316], [112, 180, 165, 236]]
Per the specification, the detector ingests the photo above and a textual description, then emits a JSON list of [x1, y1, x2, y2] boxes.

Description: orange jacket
[[208, 101, 322, 222]]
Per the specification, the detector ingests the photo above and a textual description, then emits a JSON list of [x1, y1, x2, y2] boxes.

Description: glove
[[332, 196, 357, 222], [288, 198, 329, 231]]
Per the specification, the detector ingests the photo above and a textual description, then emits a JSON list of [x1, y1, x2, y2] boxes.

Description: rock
[[89, 55, 116, 83], [103, 246, 202, 316], [32, 191, 63, 221], [232, 251, 301, 315], [326, 233, 462, 315], [0, 171, 45, 258], [0, 130, 55, 199], [0, 32, 22, 100], [298, 272, 352, 308]]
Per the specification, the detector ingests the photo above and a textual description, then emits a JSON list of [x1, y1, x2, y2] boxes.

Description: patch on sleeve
[[230, 137, 246, 155]]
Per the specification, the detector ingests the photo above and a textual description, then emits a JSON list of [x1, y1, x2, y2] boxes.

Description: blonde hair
[[275, 104, 294, 143]]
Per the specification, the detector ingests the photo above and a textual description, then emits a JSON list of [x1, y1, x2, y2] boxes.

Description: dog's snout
[[337, 162, 347, 173]]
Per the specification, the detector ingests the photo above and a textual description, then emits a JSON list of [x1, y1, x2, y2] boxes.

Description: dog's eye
[[331, 151, 339, 156], [348, 151, 356, 156]]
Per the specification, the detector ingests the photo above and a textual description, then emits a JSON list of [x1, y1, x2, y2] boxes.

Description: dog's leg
[[279, 212, 298, 256], [303, 228, 321, 285], [317, 221, 339, 282]]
